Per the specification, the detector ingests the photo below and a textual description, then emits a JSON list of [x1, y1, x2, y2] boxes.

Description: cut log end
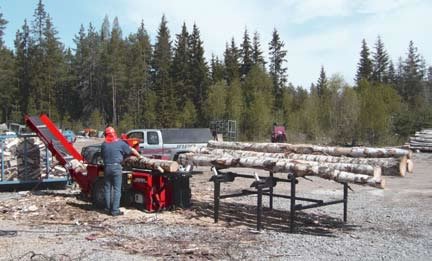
[[398, 156, 407, 177], [407, 159, 414, 174], [373, 166, 382, 179]]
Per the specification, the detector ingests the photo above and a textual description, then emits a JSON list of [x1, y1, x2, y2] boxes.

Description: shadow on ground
[[189, 199, 358, 236]]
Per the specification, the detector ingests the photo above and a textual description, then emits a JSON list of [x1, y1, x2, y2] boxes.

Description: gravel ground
[[0, 150, 431, 261]]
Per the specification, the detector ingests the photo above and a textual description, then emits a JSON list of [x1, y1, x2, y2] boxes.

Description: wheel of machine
[[91, 178, 106, 209]]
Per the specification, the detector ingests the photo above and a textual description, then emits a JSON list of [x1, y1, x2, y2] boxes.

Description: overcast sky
[[1, 0, 431, 88]]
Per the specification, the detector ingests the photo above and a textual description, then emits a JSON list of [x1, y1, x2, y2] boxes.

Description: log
[[123, 156, 179, 173], [409, 146, 432, 152], [208, 140, 410, 158], [192, 148, 407, 176], [410, 136, 432, 143], [179, 153, 385, 188]]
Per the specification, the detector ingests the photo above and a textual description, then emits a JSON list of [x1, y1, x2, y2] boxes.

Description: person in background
[[101, 126, 142, 216]]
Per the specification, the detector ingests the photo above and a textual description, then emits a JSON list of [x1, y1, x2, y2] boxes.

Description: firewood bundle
[[0, 137, 67, 181], [178, 141, 414, 189], [409, 129, 432, 152]]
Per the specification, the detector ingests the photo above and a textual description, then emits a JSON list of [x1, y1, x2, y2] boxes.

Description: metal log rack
[[0, 134, 69, 191], [210, 167, 348, 233]]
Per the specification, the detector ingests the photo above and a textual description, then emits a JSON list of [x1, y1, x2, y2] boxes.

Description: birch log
[[178, 153, 384, 188], [123, 156, 179, 173], [208, 140, 410, 158], [191, 148, 407, 176]]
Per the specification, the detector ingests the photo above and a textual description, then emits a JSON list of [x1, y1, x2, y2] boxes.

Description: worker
[[101, 126, 142, 216]]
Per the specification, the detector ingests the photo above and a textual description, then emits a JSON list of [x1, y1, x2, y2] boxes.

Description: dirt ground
[[0, 139, 431, 260]]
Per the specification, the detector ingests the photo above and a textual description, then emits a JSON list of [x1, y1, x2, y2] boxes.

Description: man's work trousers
[[104, 164, 122, 214]]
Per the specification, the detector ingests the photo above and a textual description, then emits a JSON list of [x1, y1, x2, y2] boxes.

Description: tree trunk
[[123, 156, 179, 173], [178, 153, 384, 189], [191, 147, 407, 176], [208, 141, 410, 158]]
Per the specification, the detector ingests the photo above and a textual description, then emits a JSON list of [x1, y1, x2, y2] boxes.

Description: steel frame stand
[[211, 169, 348, 233]]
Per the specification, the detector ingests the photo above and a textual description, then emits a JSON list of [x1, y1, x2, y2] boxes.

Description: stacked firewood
[[179, 141, 414, 189], [409, 129, 432, 152], [0, 137, 67, 181]]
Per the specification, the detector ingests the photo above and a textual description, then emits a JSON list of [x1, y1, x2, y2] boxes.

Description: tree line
[[0, 0, 431, 145]]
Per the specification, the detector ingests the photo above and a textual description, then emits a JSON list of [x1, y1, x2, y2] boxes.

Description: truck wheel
[[91, 178, 106, 209]]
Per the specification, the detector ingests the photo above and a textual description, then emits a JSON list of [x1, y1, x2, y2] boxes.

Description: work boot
[[111, 211, 124, 216]]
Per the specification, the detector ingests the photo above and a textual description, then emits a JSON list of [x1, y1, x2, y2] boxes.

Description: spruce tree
[[14, 20, 32, 114], [401, 41, 424, 104], [108, 16, 127, 126], [0, 13, 17, 122], [152, 15, 175, 127], [0, 10, 7, 46], [171, 22, 191, 108], [316, 66, 328, 97], [252, 31, 265, 69], [240, 28, 253, 77], [268, 29, 287, 107], [43, 14, 64, 119], [372, 36, 389, 84], [387, 60, 397, 86], [210, 54, 225, 83], [223, 38, 240, 85], [188, 23, 209, 126], [355, 39, 373, 85], [126, 20, 153, 127]]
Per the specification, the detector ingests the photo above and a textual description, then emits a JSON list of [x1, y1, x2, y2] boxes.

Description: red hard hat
[[105, 127, 116, 135]]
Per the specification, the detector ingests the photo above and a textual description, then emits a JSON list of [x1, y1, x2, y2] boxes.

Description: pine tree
[[224, 38, 240, 85], [240, 28, 253, 77], [152, 15, 175, 127], [252, 31, 265, 69], [316, 66, 327, 97], [355, 39, 373, 85], [268, 29, 287, 107], [371, 36, 389, 84], [188, 23, 209, 125]]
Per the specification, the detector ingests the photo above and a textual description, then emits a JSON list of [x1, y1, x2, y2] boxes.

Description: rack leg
[[343, 183, 348, 222], [269, 171, 274, 210], [257, 187, 263, 231], [289, 174, 296, 233], [214, 181, 220, 223]]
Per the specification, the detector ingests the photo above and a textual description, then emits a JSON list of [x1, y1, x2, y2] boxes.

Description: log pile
[[409, 129, 432, 152], [0, 137, 67, 181], [179, 141, 413, 189]]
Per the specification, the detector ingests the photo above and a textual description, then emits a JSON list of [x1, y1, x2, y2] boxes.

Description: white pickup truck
[[126, 128, 212, 160]]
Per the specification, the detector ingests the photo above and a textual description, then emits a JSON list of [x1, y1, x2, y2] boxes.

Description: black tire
[[91, 178, 106, 209]]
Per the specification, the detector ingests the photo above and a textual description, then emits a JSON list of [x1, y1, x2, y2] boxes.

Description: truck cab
[[126, 128, 212, 160]]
